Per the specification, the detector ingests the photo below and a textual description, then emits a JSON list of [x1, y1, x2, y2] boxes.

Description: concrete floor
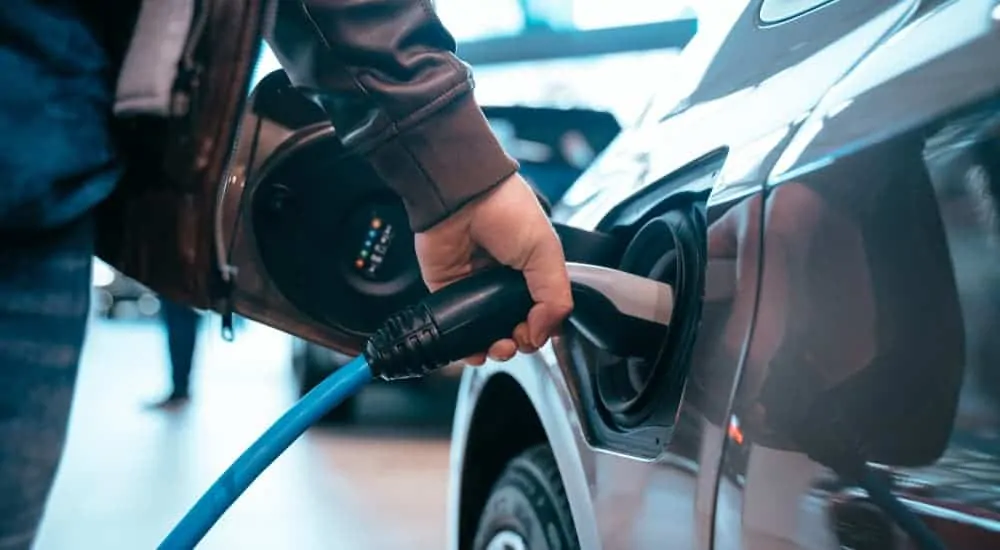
[[34, 314, 455, 549]]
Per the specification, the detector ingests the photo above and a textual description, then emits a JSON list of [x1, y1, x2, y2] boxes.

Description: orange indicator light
[[727, 420, 744, 445], [371, 218, 382, 229]]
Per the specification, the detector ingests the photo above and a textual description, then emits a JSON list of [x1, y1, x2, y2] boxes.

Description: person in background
[[148, 299, 201, 409]]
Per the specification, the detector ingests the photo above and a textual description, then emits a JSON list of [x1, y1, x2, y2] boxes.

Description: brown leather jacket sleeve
[[263, 0, 520, 232]]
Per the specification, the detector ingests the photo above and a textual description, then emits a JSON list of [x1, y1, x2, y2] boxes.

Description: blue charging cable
[[159, 356, 372, 549], [158, 269, 535, 549]]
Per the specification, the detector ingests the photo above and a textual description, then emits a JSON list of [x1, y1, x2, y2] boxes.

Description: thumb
[[518, 232, 573, 348]]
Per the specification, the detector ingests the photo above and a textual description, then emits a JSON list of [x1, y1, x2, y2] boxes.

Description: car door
[[718, 1, 1000, 548], [551, 0, 919, 548]]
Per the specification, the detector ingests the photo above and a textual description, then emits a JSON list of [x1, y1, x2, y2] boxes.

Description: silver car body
[[448, 1, 1000, 548]]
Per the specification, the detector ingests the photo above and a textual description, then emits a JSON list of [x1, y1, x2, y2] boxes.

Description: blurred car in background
[[486, 104, 622, 202]]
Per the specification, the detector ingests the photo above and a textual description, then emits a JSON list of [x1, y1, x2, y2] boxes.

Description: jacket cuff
[[363, 92, 520, 232]]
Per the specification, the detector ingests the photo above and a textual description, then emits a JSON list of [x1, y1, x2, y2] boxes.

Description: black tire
[[473, 445, 579, 550], [292, 341, 357, 424]]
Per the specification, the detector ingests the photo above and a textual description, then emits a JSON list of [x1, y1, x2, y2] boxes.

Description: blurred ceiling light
[[137, 294, 162, 317], [92, 258, 117, 288]]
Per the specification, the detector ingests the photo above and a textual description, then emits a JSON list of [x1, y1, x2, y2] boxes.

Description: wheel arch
[[451, 366, 600, 550], [455, 373, 547, 549]]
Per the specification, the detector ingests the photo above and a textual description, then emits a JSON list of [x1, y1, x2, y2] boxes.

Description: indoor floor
[[33, 315, 454, 549]]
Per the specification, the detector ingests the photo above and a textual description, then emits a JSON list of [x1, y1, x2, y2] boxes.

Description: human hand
[[414, 173, 573, 365]]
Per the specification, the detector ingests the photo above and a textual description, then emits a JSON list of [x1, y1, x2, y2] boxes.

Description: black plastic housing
[[365, 269, 533, 380]]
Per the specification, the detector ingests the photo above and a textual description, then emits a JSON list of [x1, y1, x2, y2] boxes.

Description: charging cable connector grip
[[365, 263, 676, 380], [365, 269, 533, 381]]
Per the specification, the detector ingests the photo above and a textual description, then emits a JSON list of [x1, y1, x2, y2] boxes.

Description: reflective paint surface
[[451, 0, 1000, 549]]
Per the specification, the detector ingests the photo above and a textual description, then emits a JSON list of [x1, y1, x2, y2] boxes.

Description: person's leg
[[0, 218, 94, 550], [0, 3, 127, 547], [160, 299, 200, 401]]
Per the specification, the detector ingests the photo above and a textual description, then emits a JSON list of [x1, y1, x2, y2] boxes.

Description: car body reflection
[[447, 1, 1000, 549]]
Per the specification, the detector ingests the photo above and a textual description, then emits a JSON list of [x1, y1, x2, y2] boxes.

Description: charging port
[[594, 203, 706, 430]]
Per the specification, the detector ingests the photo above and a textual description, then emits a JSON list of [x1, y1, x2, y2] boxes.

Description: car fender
[[447, 347, 603, 550]]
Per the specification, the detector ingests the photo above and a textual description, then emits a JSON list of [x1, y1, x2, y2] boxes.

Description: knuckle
[[553, 300, 573, 318]]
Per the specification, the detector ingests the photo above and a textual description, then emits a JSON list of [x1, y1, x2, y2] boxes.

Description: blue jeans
[[0, 2, 123, 548]]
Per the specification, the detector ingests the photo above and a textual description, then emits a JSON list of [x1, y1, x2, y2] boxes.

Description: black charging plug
[[364, 264, 674, 381], [364, 269, 533, 380]]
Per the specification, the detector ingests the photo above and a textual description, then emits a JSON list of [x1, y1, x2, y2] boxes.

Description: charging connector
[[367, 263, 674, 380]]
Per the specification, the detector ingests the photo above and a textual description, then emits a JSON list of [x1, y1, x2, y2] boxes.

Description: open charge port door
[[214, 70, 430, 356]]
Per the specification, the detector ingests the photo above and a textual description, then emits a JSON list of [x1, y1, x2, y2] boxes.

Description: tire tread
[[473, 444, 579, 550]]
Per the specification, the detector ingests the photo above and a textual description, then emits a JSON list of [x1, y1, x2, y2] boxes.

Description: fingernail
[[530, 331, 545, 349]]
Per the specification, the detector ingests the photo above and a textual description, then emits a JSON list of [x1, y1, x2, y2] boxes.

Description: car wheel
[[292, 341, 357, 423], [472, 445, 579, 550]]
